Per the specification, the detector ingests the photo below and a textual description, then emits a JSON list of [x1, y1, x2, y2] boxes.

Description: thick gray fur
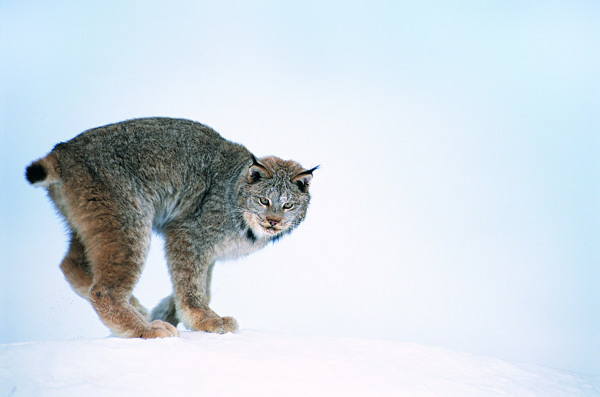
[[26, 117, 316, 338]]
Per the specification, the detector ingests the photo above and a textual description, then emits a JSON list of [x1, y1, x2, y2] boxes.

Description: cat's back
[[62, 117, 224, 155], [54, 117, 246, 174], [50, 117, 251, 200]]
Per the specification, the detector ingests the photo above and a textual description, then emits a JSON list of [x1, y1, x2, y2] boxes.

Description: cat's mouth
[[261, 224, 281, 235], [243, 211, 285, 237]]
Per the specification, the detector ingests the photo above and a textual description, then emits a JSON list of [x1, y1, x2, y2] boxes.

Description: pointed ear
[[292, 165, 319, 193], [248, 154, 270, 183]]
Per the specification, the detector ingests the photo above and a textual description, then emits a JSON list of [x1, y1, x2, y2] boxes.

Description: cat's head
[[239, 155, 318, 240]]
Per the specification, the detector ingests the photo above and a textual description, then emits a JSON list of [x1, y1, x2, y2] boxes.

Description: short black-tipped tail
[[25, 163, 47, 184]]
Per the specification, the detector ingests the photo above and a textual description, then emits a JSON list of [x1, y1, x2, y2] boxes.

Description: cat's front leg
[[164, 223, 238, 334]]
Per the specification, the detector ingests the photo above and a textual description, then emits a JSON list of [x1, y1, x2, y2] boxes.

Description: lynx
[[26, 117, 317, 338]]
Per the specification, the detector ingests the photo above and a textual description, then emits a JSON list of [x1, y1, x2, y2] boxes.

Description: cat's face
[[240, 156, 317, 240]]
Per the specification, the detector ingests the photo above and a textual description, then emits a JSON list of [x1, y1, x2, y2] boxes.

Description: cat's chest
[[213, 232, 268, 261]]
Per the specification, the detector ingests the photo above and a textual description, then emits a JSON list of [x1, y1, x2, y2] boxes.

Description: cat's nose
[[266, 218, 280, 227]]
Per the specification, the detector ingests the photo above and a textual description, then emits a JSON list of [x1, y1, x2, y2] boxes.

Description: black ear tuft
[[26, 163, 47, 184]]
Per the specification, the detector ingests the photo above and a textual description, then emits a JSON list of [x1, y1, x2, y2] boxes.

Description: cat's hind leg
[[60, 179, 177, 338], [59, 233, 93, 299], [60, 231, 150, 319], [83, 223, 176, 338], [150, 294, 179, 326]]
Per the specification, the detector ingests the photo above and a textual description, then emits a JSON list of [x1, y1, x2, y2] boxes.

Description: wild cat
[[26, 117, 317, 338]]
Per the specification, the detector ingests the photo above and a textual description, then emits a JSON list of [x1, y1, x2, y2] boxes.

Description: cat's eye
[[258, 197, 270, 207], [282, 202, 294, 210]]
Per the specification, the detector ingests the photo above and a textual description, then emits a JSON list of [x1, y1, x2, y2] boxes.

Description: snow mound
[[1, 330, 598, 397]]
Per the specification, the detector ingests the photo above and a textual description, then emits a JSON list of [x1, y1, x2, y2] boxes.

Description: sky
[[1, 0, 599, 375]]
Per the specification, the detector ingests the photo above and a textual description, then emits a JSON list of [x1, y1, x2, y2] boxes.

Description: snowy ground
[[1, 330, 597, 397]]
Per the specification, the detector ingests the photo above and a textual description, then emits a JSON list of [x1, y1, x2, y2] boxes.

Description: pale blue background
[[1, 1, 598, 375]]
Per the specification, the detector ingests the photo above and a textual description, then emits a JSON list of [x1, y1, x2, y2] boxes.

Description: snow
[[1, 330, 597, 397]]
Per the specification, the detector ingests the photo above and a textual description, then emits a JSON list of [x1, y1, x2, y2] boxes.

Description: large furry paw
[[196, 316, 239, 334], [182, 307, 239, 334], [139, 320, 179, 339]]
